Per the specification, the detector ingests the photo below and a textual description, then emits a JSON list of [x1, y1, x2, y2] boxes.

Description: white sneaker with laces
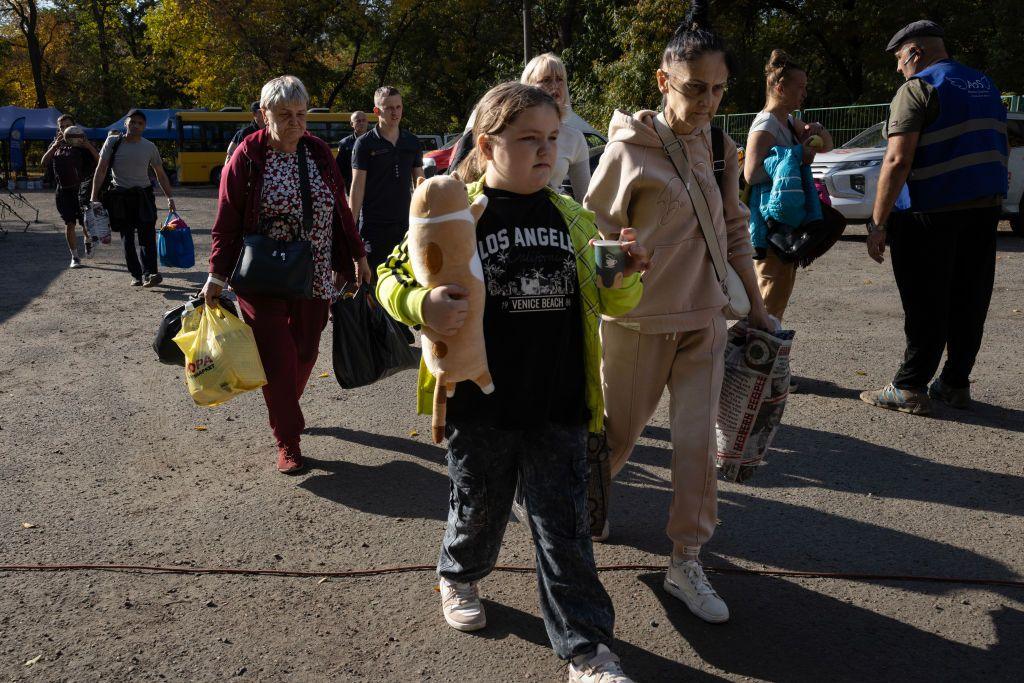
[[569, 644, 633, 683], [511, 496, 528, 524], [664, 558, 729, 623], [439, 577, 486, 632]]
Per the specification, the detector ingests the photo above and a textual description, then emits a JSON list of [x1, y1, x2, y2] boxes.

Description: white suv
[[812, 113, 1024, 235]]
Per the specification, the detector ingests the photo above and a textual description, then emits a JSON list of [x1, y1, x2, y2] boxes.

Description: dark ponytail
[[663, 0, 737, 75]]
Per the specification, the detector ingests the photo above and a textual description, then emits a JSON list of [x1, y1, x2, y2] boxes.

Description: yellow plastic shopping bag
[[172, 302, 267, 406]]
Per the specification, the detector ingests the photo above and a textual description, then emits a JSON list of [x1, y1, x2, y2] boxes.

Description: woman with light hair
[[202, 75, 370, 475], [521, 52, 592, 201], [454, 53, 592, 201]]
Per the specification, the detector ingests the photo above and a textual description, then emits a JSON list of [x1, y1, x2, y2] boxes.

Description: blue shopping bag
[[158, 211, 195, 269]]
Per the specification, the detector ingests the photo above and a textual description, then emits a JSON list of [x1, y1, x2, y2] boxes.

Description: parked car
[[812, 113, 1024, 235], [416, 134, 443, 152], [422, 137, 459, 177], [423, 108, 607, 179]]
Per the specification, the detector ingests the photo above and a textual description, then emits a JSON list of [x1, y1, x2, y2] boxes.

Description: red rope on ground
[[1, 563, 1022, 588]]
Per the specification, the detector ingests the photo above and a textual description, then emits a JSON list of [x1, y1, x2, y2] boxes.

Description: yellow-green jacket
[[376, 180, 642, 434]]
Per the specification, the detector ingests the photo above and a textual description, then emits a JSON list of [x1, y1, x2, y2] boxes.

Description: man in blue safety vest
[[861, 20, 1008, 415]]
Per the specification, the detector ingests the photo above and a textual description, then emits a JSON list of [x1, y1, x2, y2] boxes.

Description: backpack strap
[[711, 125, 726, 193]]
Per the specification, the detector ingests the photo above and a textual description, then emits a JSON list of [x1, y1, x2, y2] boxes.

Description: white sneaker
[[569, 644, 633, 683], [664, 558, 729, 623], [511, 496, 528, 524], [439, 577, 486, 632], [592, 519, 610, 543], [69, 256, 82, 269]]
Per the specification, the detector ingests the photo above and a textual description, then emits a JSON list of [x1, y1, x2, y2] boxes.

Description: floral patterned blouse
[[259, 149, 336, 299]]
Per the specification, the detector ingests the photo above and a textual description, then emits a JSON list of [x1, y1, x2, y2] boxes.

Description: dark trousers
[[360, 220, 408, 272], [111, 189, 159, 279], [438, 421, 615, 660], [120, 223, 158, 279], [236, 294, 330, 449], [889, 206, 1000, 390]]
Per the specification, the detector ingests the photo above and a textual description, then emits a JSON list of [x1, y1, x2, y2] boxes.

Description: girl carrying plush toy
[[376, 81, 647, 682]]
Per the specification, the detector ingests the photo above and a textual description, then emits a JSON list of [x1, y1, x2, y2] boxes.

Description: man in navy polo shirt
[[349, 86, 424, 271], [336, 110, 369, 195]]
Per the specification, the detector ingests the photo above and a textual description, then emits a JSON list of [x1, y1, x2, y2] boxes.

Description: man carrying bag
[[90, 109, 177, 288]]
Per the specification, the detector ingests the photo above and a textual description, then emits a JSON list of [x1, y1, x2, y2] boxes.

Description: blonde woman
[[521, 52, 592, 201]]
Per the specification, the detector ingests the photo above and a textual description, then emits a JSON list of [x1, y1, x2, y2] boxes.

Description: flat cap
[[886, 20, 944, 52]]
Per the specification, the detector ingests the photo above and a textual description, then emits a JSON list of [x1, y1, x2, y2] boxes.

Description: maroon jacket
[[209, 129, 366, 283]]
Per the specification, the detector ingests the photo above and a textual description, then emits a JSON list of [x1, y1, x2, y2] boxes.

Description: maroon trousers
[[236, 294, 330, 450]]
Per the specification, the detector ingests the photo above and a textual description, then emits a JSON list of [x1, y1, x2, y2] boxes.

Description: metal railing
[[715, 96, 1022, 148], [799, 104, 890, 146]]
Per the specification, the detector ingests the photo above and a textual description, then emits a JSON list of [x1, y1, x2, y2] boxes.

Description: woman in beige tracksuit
[[584, 3, 772, 625]]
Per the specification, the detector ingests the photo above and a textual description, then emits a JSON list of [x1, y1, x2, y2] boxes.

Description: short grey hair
[[260, 75, 309, 110]]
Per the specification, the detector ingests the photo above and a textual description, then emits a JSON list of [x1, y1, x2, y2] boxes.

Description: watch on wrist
[[867, 218, 887, 234]]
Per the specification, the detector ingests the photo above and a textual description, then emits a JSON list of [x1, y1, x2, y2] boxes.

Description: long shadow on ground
[[636, 420, 1024, 516], [476, 601, 727, 681], [639, 572, 1024, 682], [0, 229, 66, 325], [297, 424, 1024, 678]]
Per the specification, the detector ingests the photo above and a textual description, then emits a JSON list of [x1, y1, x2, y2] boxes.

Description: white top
[[550, 124, 590, 202], [748, 111, 799, 147], [464, 109, 592, 201]]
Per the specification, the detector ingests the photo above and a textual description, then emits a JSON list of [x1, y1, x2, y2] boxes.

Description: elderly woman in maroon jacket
[[201, 75, 371, 474]]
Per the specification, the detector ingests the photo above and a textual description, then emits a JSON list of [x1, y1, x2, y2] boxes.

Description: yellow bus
[[175, 110, 377, 185]]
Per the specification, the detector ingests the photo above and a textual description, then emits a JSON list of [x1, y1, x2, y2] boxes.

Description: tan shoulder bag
[[653, 114, 750, 320]]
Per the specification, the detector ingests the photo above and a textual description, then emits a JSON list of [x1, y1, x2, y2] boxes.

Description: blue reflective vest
[[907, 60, 1008, 212]]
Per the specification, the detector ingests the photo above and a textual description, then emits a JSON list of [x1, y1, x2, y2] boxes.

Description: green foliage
[[1, 0, 1021, 134]]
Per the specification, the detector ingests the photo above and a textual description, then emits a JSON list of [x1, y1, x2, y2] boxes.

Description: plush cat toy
[[408, 176, 494, 443]]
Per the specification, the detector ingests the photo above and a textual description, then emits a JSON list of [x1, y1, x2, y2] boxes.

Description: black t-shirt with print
[[446, 187, 588, 430]]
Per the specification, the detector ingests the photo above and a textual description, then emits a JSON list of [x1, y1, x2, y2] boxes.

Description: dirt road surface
[[2, 188, 1022, 681]]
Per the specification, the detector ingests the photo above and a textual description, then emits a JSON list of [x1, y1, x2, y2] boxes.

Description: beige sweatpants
[[754, 250, 797, 321], [600, 316, 727, 560]]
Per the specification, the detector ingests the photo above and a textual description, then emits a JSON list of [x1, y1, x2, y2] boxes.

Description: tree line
[[2, 0, 1021, 134]]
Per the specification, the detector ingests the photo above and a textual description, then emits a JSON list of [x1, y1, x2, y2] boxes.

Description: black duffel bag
[[153, 294, 238, 366], [767, 202, 847, 267], [332, 285, 419, 389]]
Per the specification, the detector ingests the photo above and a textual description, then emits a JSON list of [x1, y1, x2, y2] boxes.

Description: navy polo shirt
[[351, 125, 423, 224], [230, 122, 259, 147], [336, 133, 359, 191]]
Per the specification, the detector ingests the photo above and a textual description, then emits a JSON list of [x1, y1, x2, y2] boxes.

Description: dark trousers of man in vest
[[888, 205, 1000, 390]]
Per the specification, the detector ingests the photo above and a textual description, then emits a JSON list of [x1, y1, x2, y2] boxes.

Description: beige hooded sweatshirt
[[584, 110, 753, 334]]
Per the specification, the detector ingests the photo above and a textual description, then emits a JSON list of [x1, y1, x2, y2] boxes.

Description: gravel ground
[[1, 188, 1022, 682]]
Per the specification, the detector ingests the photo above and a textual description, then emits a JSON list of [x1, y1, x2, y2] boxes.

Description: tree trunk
[[4, 0, 49, 107], [89, 0, 114, 113], [326, 37, 364, 108]]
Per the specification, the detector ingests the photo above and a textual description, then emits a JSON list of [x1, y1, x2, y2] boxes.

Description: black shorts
[[55, 188, 83, 225]]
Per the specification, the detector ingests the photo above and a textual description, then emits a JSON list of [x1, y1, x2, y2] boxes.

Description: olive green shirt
[[885, 76, 1001, 212]]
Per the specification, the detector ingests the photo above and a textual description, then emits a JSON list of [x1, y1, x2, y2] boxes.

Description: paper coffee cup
[[593, 240, 626, 289]]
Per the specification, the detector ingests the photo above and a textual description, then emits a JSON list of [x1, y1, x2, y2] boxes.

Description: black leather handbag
[[230, 142, 315, 299]]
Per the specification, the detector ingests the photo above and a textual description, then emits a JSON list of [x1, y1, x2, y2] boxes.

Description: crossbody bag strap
[[296, 141, 313, 238], [652, 113, 728, 285]]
